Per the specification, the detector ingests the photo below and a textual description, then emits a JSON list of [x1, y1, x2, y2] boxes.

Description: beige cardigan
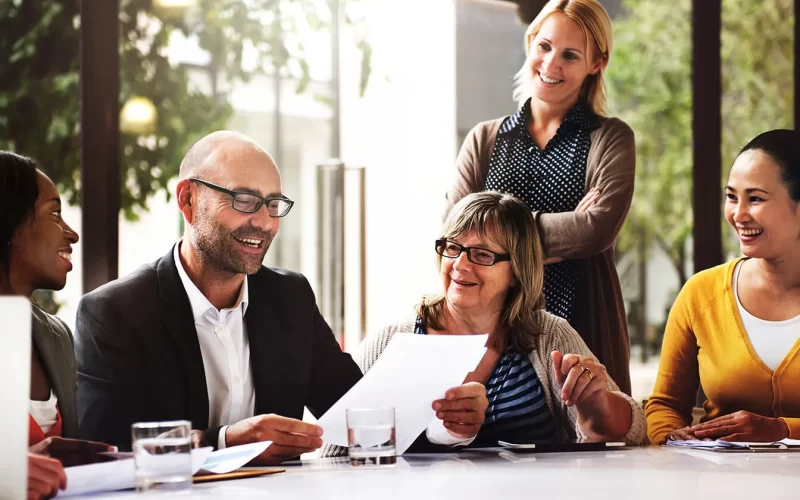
[[350, 310, 647, 446], [445, 116, 636, 395]]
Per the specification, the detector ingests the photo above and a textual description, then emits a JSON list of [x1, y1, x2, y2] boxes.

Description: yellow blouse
[[645, 258, 800, 444]]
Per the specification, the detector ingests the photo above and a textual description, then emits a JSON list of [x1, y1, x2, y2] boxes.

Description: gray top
[[32, 304, 79, 438]]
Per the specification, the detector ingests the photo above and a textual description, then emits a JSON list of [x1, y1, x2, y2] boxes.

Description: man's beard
[[191, 202, 272, 275]]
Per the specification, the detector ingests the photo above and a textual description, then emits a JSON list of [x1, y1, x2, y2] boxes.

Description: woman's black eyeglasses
[[435, 239, 511, 266], [189, 178, 294, 217]]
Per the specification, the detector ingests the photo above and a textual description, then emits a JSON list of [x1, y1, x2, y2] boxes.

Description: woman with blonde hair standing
[[446, 0, 635, 393]]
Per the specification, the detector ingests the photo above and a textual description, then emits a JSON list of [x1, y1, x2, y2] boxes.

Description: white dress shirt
[[174, 242, 256, 449]]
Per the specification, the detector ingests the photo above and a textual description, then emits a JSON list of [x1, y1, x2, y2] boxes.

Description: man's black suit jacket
[[74, 246, 363, 450]]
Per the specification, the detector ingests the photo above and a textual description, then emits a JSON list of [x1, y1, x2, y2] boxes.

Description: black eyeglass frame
[[435, 238, 511, 266], [189, 178, 294, 217]]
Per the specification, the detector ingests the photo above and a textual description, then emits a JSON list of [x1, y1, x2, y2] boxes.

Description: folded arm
[[535, 124, 636, 260]]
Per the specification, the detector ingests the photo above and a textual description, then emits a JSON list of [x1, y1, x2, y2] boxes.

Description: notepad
[[193, 468, 284, 483]]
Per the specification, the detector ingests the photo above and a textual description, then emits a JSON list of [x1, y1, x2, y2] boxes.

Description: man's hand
[[28, 437, 116, 468], [27, 453, 66, 500], [689, 410, 789, 442], [432, 382, 488, 439], [225, 414, 324, 465]]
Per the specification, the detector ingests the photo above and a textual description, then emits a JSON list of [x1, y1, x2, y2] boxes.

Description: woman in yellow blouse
[[646, 129, 800, 444]]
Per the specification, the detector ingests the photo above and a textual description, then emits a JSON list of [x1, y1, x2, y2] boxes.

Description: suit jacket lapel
[[157, 245, 210, 429], [246, 272, 292, 417]]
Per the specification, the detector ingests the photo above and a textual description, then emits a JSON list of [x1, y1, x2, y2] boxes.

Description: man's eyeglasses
[[435, 239, 511, 266], [189, 178, 294, 217]]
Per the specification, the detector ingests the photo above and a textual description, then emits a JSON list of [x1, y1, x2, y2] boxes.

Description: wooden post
[[795, 0, 799, 129], [691, 0, 723, 273], [79, 0, 120, 293]]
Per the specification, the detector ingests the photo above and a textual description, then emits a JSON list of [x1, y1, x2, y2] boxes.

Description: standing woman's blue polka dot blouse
[[485, 99, 598, 323]]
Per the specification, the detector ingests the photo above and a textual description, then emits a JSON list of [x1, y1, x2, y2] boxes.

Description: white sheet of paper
[[318, 333, 487, 454], [196, 441, 271, 474], [62, 447, 213, 497]]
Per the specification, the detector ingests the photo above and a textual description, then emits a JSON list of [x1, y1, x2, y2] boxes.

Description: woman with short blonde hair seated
[[646, 130, 800, 444], [347, 192, 645, 448]]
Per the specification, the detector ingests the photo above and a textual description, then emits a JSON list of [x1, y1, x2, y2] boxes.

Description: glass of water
[[132, 420, 193, 494], [346, 408, 396, 466]]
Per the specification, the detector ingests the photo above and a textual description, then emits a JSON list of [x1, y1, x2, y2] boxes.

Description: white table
[[76, 447, 800, 499]]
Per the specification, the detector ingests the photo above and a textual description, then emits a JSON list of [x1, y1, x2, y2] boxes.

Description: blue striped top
[[415, 318, 557, 446]]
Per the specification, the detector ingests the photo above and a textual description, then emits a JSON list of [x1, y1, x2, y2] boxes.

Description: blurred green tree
[[609, 0, 794, 287], [607, 0, 793, 354], [0, 0, 370, 221]]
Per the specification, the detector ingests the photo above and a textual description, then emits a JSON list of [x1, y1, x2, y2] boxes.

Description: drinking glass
[[132, 420, 193, 493], [346, 408, 396, 465]]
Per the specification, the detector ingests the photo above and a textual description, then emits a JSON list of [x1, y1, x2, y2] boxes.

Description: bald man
[[72, 131, 365, 464], [75, 132, 487, 463]]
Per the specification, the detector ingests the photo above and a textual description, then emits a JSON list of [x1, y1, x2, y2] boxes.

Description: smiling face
[[724, 149, 800, 260], [440, 231, 516, 316], [184, 140, 283, 276], [526, 12, 605, 109], [9, 171, 79, 294]]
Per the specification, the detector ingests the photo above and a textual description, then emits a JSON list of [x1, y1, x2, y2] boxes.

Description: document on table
[[318, 333, 488, 454], [665, 438, 800, 451], [61, 441, 270, 497]]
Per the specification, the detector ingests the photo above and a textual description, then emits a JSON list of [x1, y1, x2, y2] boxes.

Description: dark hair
[[0, 152, 39, 270], [739, 129, 800, 201]]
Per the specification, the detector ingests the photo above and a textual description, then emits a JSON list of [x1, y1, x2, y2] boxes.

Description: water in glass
[[134, 436, 192, 493], [348, 424, 397, 465]]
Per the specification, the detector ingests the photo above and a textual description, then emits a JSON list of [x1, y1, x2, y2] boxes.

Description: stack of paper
[[61, 441, 271, 497], [666, 438, 800, 451]]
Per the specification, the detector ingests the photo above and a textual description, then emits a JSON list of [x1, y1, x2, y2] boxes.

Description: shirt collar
[[173, 240, 249, 323], [498, 98, 598, 136]]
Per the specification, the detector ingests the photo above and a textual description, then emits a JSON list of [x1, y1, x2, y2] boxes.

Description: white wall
[[340, 0, 458, 338]]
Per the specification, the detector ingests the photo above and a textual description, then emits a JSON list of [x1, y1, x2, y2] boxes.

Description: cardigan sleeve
[[542, 316, 647, 445], [780, 418, 800, 439], [644, 279, 702, 445], [535, 119, 636, 260], [443, 120, 502, 220]]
